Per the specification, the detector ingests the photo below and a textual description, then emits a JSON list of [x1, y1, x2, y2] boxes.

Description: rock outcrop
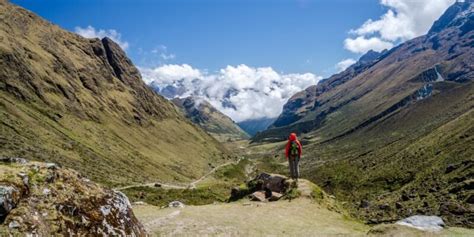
[[230, 173, 292, 202], [0, 158, 146, 236]]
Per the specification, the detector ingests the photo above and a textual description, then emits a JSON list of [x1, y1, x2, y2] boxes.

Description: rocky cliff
[[0, 1, 228, 187]]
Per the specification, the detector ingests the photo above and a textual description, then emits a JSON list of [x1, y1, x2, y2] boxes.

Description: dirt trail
[[114, 158, 244, 191], [133, 198, 369, 236]]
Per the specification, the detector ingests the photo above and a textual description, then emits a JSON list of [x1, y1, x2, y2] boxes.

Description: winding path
[[114, 157, 244, 191]]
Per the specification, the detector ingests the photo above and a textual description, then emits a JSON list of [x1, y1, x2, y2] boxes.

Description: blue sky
[[12, 0, 388, 76], [11, 0, 455, 121]]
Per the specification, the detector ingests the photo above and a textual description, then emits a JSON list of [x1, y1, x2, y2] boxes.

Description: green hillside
[[0, 1, 228, 187]]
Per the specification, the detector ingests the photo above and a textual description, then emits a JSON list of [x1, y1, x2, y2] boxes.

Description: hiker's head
[[289, 133, 297, 141]]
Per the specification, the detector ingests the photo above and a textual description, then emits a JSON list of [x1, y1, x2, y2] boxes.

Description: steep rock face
[[0, 1, 227, 186], [172, 96, 249, 141], [0, 158, 146, 236], [254, 0, 474, 227]]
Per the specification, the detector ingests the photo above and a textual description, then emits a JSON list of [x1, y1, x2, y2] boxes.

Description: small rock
[[249, 191, 267, 202], [360, 200, 370, 208], [8, 220, 20, 229], [168, 201, 185, 208], [445, 164, 457, 174], [0, 157, 27, 164], [17, 172, 29, 186], [379, 204, 391, 210], [46, 163, 58, 170], [30, 165, 40, 172], [43, 188, 51, 196], [268, 192, 283, 201], [401, 193, 410, 201], [46, 173, 56, 183], [396, 215, 445, 231], [466, 194, 474, 204]]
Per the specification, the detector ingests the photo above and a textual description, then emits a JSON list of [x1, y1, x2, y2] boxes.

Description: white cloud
[[140, 64, 322, 122], [344, 36, 394, 54], [139, 64, 201, 84], [344, 0, 455, 53], [160, 53, 176, 61], [74, 26, 129, 50], [335, 58, 357, 72]]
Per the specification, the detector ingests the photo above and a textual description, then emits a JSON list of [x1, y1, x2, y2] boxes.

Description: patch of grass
[[310, 185, 325, 202], [284, 181, 301, 200], [123, 184, 232, 207], [213, 158, 251, 182]]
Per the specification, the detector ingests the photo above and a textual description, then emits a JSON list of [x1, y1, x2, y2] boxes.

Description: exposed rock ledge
[[0, 157, 146, 236]]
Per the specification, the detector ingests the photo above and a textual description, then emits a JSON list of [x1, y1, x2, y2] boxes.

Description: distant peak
[[359, 49, 386, 63], [428, 0, 474, 34]]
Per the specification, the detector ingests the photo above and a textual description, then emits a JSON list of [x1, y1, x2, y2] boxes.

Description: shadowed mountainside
[[172, 96, 249, 141]]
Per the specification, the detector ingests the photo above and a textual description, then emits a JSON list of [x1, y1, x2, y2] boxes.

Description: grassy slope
[[303, 81, 473, 226], [0, 2, 228, 187]]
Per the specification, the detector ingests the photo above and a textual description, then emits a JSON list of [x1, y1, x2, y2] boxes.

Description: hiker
[[285, 133, 302, 180]]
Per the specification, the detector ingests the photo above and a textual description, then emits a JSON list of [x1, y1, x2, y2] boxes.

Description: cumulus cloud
[[139, 64, 201, 84], [75, 26, 129, 50], [140, 64, 322, 122], [335, 58, 357, 72], [344, 36, 394, 54], [344, 0, 455, 53]]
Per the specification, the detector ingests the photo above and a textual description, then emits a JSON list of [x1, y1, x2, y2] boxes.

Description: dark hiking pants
[[288, 156, 300, 179]]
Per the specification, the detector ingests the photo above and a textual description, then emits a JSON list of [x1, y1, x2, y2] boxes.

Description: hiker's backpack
[[290, 141, 299, 156]]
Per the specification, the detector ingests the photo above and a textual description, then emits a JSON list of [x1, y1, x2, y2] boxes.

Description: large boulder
[[252, 173, 289, 194], [232, 173, 291, 202], [0, 160, 147, 236]]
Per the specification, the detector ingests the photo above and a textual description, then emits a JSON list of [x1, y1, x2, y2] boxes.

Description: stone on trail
[[249, 191, 267, 202], [169, 201, 185, 208], [268, 192, 283, 202], [396, 215, 445, 231]]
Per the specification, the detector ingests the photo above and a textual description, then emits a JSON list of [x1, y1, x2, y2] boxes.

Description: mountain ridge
[[172, 96, 249, 141], [0, 1, 228, 187]]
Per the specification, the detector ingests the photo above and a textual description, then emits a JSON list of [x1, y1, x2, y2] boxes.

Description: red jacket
[[285, 133, 302, 159]]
